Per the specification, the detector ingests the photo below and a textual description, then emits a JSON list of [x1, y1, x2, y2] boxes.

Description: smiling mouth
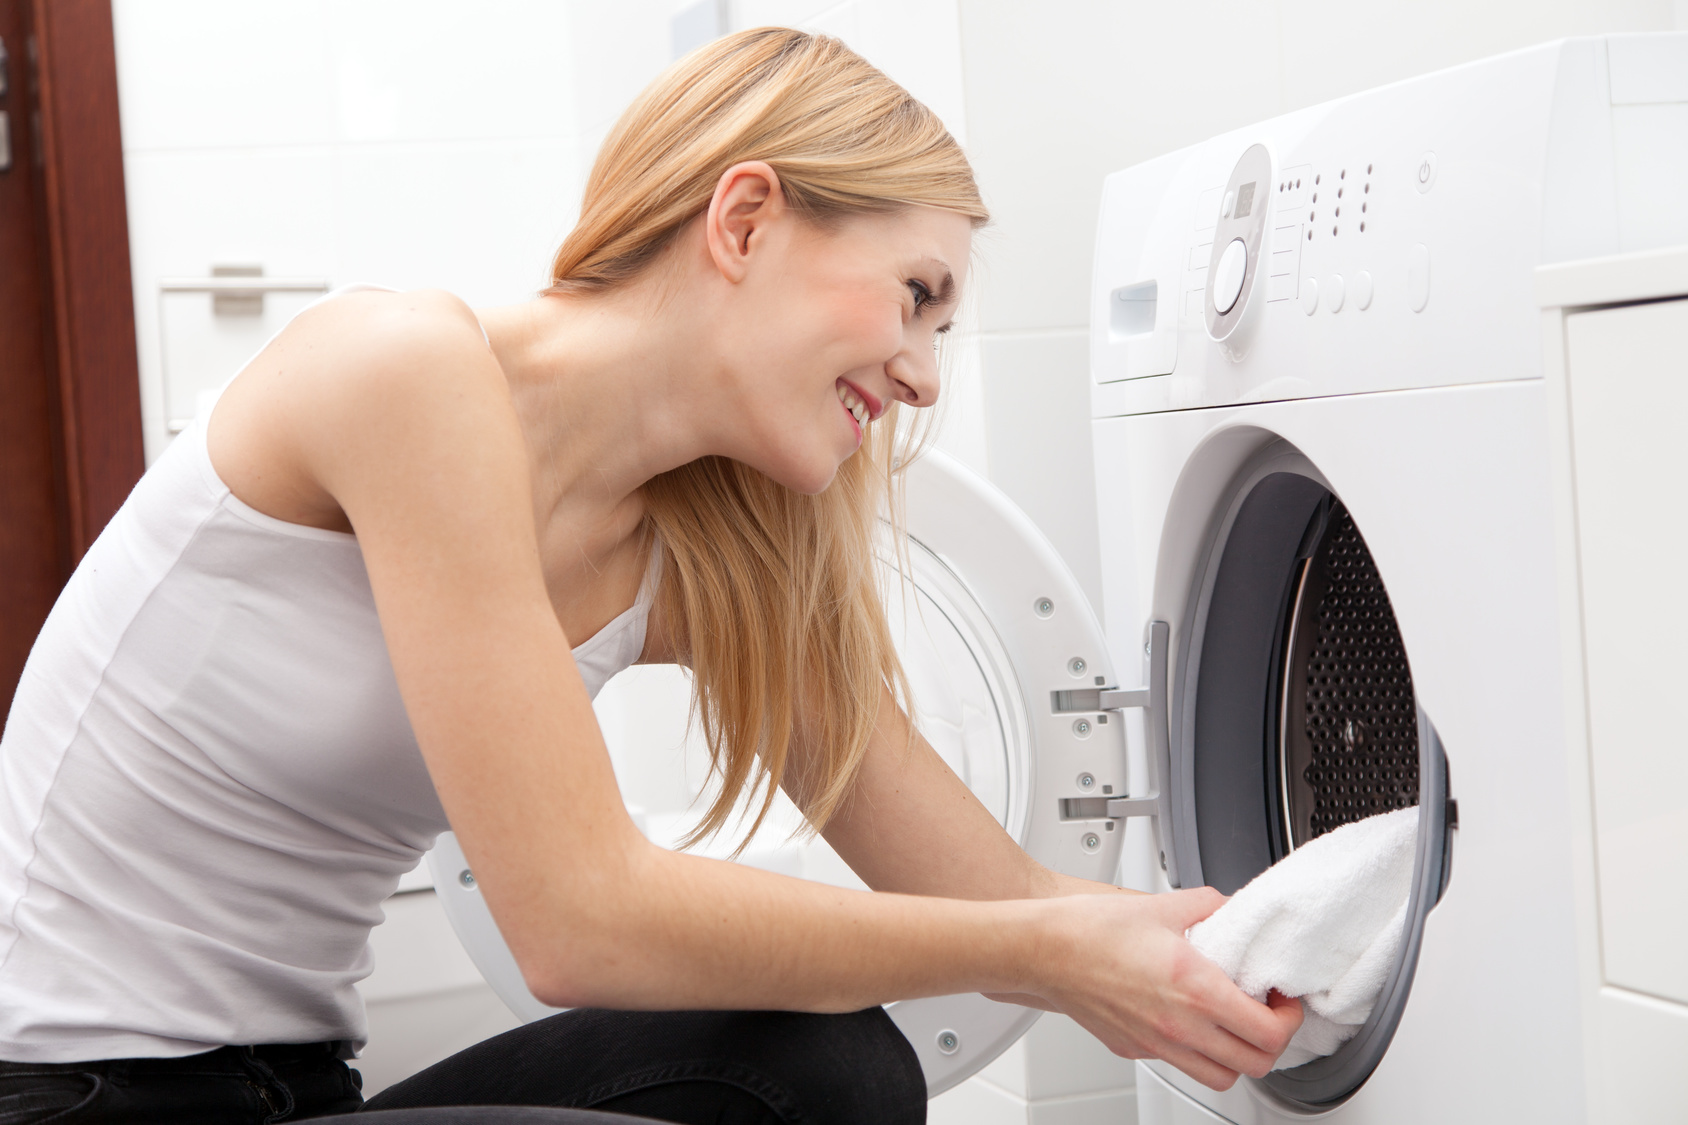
[[837, 383, 870, 430]]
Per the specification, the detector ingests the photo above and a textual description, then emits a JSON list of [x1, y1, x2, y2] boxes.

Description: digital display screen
[[1233, 181, 1256, 220]]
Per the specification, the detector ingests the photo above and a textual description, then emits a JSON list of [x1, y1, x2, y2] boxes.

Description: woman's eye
[[907, 279, 934, 310]]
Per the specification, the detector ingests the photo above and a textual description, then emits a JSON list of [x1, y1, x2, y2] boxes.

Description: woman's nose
[[888, 346, 940, 409]]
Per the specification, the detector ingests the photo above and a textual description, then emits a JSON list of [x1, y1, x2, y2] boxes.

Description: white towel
[[1186, 807, 1418, 1069]]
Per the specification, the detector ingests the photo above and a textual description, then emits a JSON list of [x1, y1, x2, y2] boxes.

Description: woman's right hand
[[1018, 887, 1303, 1090]]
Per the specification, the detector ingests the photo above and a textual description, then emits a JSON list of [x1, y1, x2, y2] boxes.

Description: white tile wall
[[114, 0, 584, 461], [977, 330, 1102, 610], [930, 1014, 1140, 1125], [331, 138, 580, 296], [112, 0, 339, 152]]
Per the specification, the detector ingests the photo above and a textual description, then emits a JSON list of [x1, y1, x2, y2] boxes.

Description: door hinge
[[1051, 621, 1182, 886]]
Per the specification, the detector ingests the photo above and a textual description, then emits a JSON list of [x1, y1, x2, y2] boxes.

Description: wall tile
[[978, 1034, 1029, 1096], [734, 0, 846, 31], [112, 0, 337, 152], [978, 330, 1102, 612], [1023, 1013, 1136, 1100], [956, 0, 1280, 335], [326, 1, 577, 144], [358, 984, 519, 1095], [849, 1, 970, 143], [363, 891, 488, 1003], [1277, 0, 1675, 111], [929, 1073, 1029, 1125], [333, 139, 581, 303], [123, 147, 338, 459], [1029, 1088, 1137, 1125], [566, 0, 676, 135], [730, 2, 969, 141]]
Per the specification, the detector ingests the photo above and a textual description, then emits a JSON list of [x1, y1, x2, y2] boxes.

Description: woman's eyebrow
[[924, 262, 957, 305]]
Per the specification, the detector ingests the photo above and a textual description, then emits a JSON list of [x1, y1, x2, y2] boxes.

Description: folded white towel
[[1186, 807, 1418, 1069]]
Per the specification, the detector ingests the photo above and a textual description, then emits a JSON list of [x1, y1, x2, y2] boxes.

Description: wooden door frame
[[33, 0, 144, 552], [0, 0, 142, 713]]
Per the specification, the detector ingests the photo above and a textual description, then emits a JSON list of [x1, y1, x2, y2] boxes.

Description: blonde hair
[[550, 27, 988, 847]]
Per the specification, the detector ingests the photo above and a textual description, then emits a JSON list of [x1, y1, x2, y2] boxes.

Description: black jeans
[[0, 1008, 925, 1125]]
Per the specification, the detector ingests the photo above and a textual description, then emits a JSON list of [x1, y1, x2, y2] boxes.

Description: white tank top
[[0, 289, 658, 1062]]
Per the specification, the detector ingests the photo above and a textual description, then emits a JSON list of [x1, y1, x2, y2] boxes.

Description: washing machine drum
[[1172, 468, 1453, 1107]]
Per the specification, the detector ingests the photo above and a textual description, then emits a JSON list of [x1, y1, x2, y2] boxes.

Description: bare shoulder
[[211, 288, 520, 533], [279, 288, 495, 400]]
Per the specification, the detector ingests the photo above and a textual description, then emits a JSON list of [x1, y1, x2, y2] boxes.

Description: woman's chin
[[765, 454, 841, 496]]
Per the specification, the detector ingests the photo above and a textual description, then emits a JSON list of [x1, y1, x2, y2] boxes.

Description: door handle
[[157, 276, 332, 293], [159, 272, 330, 318]]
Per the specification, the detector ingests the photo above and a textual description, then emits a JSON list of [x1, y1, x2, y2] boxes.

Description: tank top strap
[[636, 534, 663, 610]]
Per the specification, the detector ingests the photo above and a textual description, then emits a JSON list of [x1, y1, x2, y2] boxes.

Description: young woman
[[0, 28, 1299, 1125]]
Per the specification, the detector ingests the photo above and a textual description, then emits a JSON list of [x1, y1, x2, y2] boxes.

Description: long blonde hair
[[549, 28, 988, 846]]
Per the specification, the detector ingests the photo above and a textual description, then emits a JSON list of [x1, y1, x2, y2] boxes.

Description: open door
[[429, 451, 1136, 1095]]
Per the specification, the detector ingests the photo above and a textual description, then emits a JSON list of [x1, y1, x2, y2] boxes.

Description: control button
[[1414, 151, 1437, 194], [1212, 239, 1248, 314], [1353, 270, 1375, 310], [1300, 277, 1319, 315], [1326, 274, 1346, 313], [1408, 244, 1430, 312]]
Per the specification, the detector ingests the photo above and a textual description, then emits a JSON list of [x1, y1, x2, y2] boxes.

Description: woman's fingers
[[1266, 988, 1305, 1029], [1187, 1020, 1287, 1080], [1205, 979, 1304, 1058], [1137, 931, 1303, 1083], [1152, 885, 1229, 931], [1035, 891, 1308, 1093], [1154, 1043, 1241, 1091]]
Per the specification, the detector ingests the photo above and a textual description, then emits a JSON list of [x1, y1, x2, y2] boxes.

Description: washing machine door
[[427, 450, 1132, 1096]]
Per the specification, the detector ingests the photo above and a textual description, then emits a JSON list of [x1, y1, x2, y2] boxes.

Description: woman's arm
[[803, 682, 1304, 1081], [806, 682, 1099, 901], [248, 291, 1295, 1091]]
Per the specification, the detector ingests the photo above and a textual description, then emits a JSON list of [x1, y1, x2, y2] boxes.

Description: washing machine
[[1090, 30, 1687, 1125], [427, 30, 1688, 1121]]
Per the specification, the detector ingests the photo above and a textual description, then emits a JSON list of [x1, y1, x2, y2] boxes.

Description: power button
[[1414, 151, 1438, 194]]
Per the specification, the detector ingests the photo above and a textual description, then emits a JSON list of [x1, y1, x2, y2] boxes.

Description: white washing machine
[[1090, 30, 1688, 1125], [428, 30, 1688, 1121]]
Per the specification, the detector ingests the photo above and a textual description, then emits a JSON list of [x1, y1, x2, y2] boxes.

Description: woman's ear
[[705, 161, 786, 283]]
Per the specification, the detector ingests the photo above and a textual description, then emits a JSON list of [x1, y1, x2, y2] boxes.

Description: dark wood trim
[[31, 0, 143, 556], [0, 0, 70, 704], [0, 0, 141, 717]]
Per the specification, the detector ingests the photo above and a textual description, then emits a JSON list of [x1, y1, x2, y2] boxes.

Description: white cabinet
[[1563, 297, 1688, 1008], [1541, 247, 1688, 1125]]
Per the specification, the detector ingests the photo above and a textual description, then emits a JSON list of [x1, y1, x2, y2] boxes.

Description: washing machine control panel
[[1205, 143, 1274, 343]]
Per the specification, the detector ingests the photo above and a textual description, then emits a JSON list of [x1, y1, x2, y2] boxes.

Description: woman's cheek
[[838, 301, 903, 363]]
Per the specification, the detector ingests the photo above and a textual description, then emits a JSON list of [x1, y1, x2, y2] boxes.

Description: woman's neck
[[475, 283, 722, 568]]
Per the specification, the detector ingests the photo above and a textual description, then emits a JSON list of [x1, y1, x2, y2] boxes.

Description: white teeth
[[838, 385, 869, 428]]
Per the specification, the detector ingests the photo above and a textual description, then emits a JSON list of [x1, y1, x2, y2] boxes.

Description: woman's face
[[702, 176, 973, 494]]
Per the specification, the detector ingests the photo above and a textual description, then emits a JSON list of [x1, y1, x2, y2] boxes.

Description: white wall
[[114, 0, 586, 461]]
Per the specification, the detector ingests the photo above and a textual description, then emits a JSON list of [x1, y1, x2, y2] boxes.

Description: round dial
[[1213, 239, 1248, 314], [1205, 143, 1275, 344]]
